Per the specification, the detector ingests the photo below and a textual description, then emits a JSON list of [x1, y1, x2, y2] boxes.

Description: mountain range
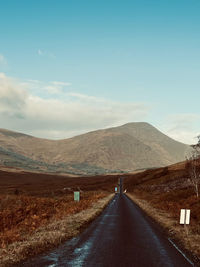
[[0, 122, 191, 175]]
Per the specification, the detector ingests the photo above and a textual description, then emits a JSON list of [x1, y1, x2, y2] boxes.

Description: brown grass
[[124, 162, 200, 264], [0, 169, 118, 196], [0, 192, 108, 248], [127, 194, 200, 258], [0, 193, 114, 266], [0, 169, 117, 266]]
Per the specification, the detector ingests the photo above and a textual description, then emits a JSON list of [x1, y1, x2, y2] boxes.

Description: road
[[20, 193, 193, 267]]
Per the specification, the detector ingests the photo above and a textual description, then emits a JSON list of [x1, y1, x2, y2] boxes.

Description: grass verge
[[127, 193, 200, 266], [0, 193, 114, 266]]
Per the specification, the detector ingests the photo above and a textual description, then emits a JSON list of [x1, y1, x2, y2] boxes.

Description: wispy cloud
[[161, 113, 200, 144], [27, 79, 71, 95], [37, 49, 56, 59], [0, 54, 7, 65], [2, 73, 198, 143], [0, 73, 149, 139], [51, 81, 71, 86], [37, 49, 43, 56], [0, 73, 27, 118]]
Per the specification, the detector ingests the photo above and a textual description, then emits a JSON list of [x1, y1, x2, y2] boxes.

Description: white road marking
[[168, 238, 194, 266]]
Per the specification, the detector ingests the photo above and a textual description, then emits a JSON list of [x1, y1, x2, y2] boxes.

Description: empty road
[[20, 193, 193, 267]]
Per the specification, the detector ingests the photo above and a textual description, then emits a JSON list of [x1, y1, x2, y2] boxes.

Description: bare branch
[[186, 135, 200, 199]]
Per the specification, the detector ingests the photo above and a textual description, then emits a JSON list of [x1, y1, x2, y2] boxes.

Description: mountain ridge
[[0, 122, 192, 174]]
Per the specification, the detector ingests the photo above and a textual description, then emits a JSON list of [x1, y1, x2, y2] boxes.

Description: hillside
[[0, 123, 192, 174]]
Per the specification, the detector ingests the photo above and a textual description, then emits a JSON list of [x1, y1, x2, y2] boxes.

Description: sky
[[0, 0, 200, 144]]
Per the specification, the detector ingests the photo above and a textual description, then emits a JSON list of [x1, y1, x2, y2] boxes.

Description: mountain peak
[[120, 122, 154, 128]]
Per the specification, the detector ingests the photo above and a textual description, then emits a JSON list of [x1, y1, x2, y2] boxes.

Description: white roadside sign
[[180, 209, 190, 225]]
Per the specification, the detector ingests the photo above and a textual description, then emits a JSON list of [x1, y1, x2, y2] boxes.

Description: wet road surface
[[20, 194, 193, 267]]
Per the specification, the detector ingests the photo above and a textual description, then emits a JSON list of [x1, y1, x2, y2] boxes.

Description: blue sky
[[0, 0, 200, 143]]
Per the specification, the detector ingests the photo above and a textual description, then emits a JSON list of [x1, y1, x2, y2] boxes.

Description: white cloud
[[0, 54, 7, 65], [37, 49, 56, 59], [37, 49, 43, 56], [166, 130, 198, 145], [1, 73, 200, 143], [44, 81, 71, 94], [0, 73, 149, 139], [51, 81, 71, 86], [27, 79, 41, 84], [0, 73, 28, 118], [161, 113, 200, 144], [27, 79, 71, 95]]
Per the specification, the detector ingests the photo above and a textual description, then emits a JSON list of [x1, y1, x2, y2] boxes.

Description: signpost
[[180, 209, 190, 225], [74, 191, 80, 202], [118, 177, 123, 194], [180, 209, 190, 236]]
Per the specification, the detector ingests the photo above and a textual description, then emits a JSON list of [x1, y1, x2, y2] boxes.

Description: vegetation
[[0, 169, 117, 265], [186, 135, 200, 199], [0, 192, 106, 249], [124, 163, 200, 263], [0, 192, 113, 266], [0, 146, 120, 175], [0, 123, 191, 174]]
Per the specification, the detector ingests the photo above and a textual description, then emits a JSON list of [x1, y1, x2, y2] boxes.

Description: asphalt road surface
[[20, 193, 193, 267]]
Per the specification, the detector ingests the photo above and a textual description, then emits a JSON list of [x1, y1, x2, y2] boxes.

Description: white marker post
[[74, 191, 80, 202], [180, 209, 190, 235]]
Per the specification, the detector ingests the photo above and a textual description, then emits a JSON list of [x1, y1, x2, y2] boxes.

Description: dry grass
[[125, 162, 200, 265], [0, 167, 117, 266], [0, 192, 107, 248], [127, 194, 200, 257], [0, 193, 114, 266]]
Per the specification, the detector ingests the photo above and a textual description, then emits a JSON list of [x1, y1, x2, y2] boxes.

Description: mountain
[[0, 123, 192, 174]]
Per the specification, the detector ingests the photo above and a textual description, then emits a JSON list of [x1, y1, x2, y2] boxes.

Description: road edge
[[126, 193, 199, 266]]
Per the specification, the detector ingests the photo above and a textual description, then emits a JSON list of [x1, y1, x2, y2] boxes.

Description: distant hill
[[0, 123, 192, 175]]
